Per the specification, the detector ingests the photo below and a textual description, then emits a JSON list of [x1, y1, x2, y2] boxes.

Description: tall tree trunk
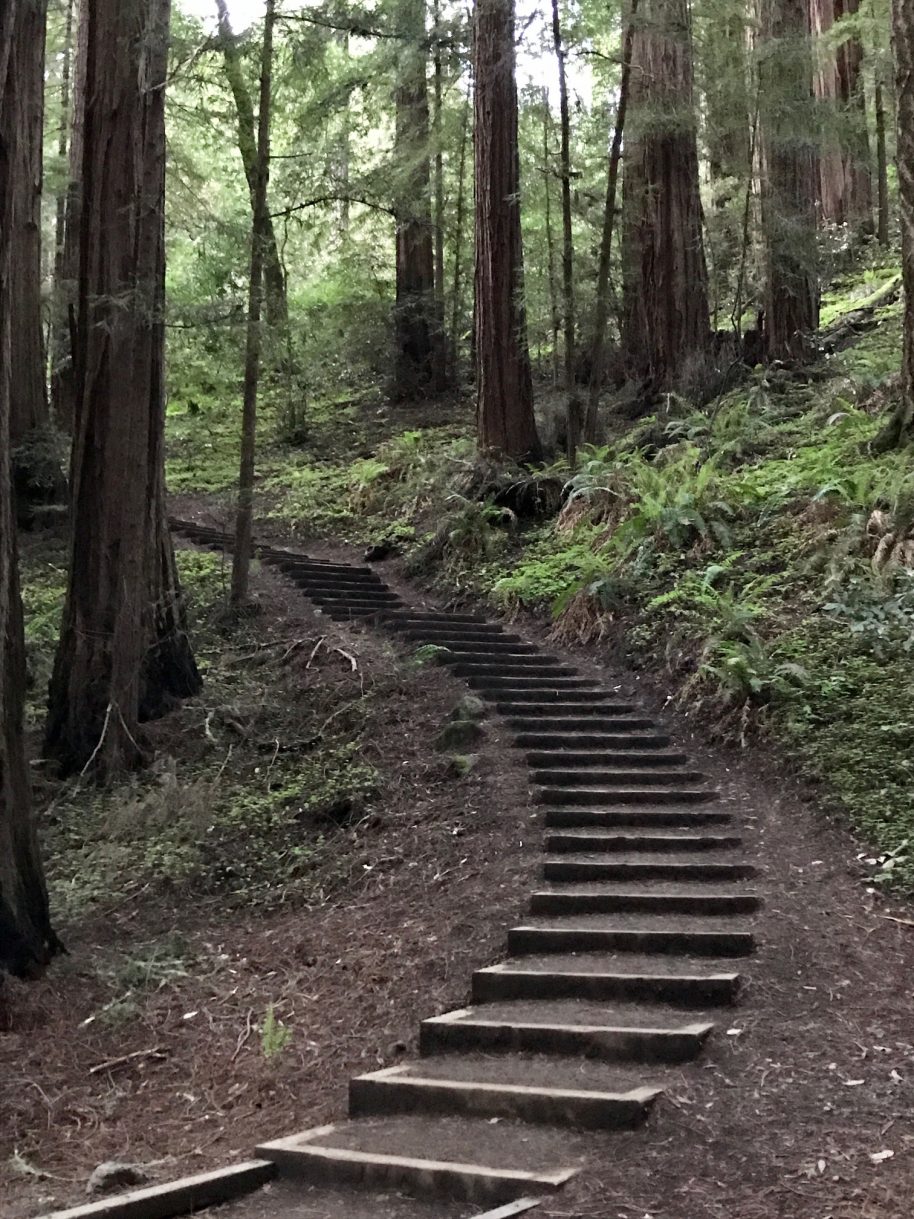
[[0, 0, 58, 979], [3, 0, 62, 514], [759, 0, 820, 360], [621, 0, 710, 392], [231, 0, 275, 605], [449, 79, 471, 377], [585, 0, 637, 442], [551, 0, 576, 391], [474, 0, 541, 459], [433, 0, 446, 310], [49, 0, 75, 411], [812, 0, 873, 229], [393, 0, 445, 398], [215, 0, 287, 327], [876, 0, 914, 446], [875, 71, 890, 245], [46, 0, 200, 778], [541, 93, 561, 387], [50, 0, 87, 434], [702, 0, 751, 185]]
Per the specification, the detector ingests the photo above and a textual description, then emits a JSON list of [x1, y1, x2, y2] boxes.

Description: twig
[[880, 914, 914, 927], [230, 1009, 254, 1063], [89, 1047, 167, 1076], [306, 637, 326, 668]]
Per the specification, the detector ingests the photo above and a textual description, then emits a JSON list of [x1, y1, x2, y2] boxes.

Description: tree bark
[[812, 0, 873, 230], [875, 72, 890, 245], [449, 78, 471, 377], [3, 0, 61, 515], [474, 0, 541, 460], [876, 0, 914, 445], [585, 0, 637, 441], [759, 0, 820, 361], [392, 0, 446, 398], [621, 0, 710, 392], [0, 0, 58, 979], [541, 93, 561, 387], [46, 0, 201, 778], [551, 0, 576, 393], [231, 0, 276, 605], [214, 0, 287, 327], [49, 0, 87, 434]]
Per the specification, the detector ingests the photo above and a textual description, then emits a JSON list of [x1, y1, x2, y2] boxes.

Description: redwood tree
[[812, 0, 872, 230], [759, 0, 820, 360], [474, 0, 541, 459], [46, 0, 201, 777], [3, 0, 63, 510], [621, 0, 710, 392], [0, 0, 57, 978], [876, 0, 914, 445], [392, 0, 446, 399]]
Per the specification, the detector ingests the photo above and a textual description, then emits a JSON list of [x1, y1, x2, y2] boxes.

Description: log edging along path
[[170, 520, 762, 1211]]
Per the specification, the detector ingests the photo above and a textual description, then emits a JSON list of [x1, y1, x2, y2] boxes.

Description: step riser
[[544, 833, 743, 853], [470, 681, 598, 695], [509, 718, 651, 731], [507, 927, 755, 957], [472, 971, 738, 1006], [542, 862, 756, 882], [454, 665, 579, 680], [419, 1018, 709, 1064], [416, 643, 540, 655], [538, 789, 718, 806], [530, 893, 760, 915], [349, 1076, 653, 1132], [527, 752, 688, 768], [544, 808, 732, 827], [535, 771, 706, 788], [517, 734, 671, 749]]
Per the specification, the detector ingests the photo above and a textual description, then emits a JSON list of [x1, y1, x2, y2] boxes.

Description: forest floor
[[4, 256, 914, 1217]]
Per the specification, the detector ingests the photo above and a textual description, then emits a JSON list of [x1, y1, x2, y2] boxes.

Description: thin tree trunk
[[584, 0, 637, 442], [49, 0, 75, 414], [551, 0, 576, 397], [46, 0, 201, 777], [215, 0, 287, 327], [621, 0, 710, 392], [541, 92, 561, 388], [0, 0, 58, 979], [759, 0, 820, 360], [875, 0, 914, 446], [433, 0, 445, 310], [474, 0, 541, 460], [231, 0, 275, 605], [875, 74, 890, 245], [449, 79, 471, 376], [49, 0, 87, 434]]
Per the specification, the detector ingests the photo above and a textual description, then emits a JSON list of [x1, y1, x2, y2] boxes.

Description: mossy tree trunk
[[0, 0, 58, 979], [474, 0, 541, 460], [46, 0, 201, 777]]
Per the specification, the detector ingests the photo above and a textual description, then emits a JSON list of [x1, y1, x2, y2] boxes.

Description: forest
[[2, 0, 914, 1215]]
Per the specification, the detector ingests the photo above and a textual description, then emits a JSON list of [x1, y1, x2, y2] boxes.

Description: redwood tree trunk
[[812, 0, 872, 230], [46, 0, 200, 777], [621, 0, 710, 392], [474, 0, 541, 459], [393, 0, 445, 399], [875, 72, 890, 246], [0, 0, 58, 978], [877, 0, 914, 445], [759, 0, 820, 360]]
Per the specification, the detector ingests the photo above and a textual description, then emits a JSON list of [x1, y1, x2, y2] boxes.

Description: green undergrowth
[[21, 545, 381, 923], [164, 259, 914, 892]]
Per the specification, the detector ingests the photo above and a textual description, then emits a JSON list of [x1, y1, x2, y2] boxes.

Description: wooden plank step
[[349, 1064, 660, 1131], [530, 887, 760, 916], [473, 962, 740, 1005], [420, 1006, 713, 1063], [543, 806, 732, 827], [543, 830, 743, 852], [541, 857, 755, 882], [537, 787, 719, 806], [507, 923, 755, 956]]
